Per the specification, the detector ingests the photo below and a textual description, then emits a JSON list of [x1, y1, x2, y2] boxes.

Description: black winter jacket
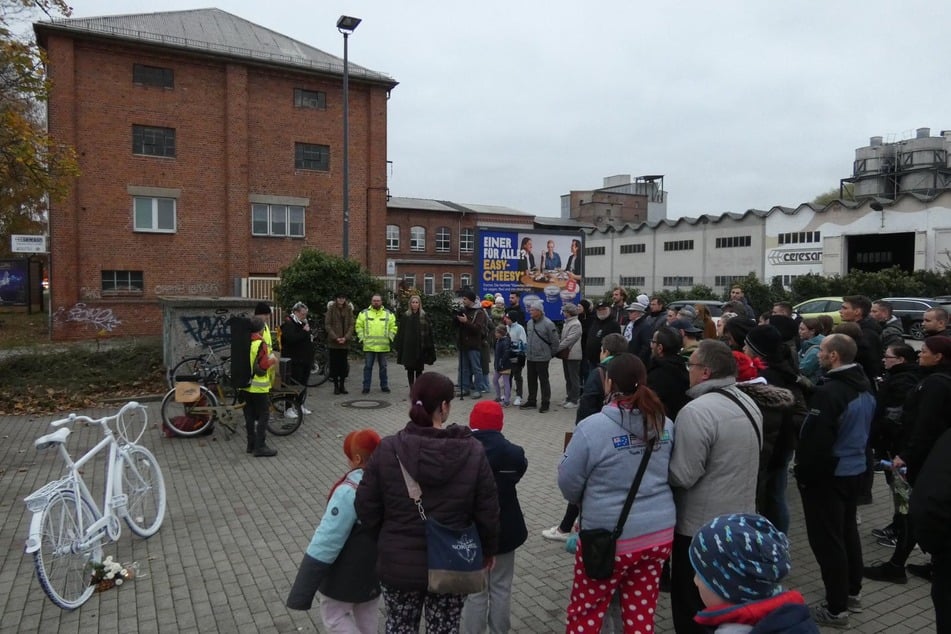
[[646, 354, 690, 420], [900, 362, 951, 485], [583, 317, 621, 365], [281, 315, 313, 363], [910, 426, 951, 555], [355, 422, 500, 591], [870, 362, 921, 456], [855, 316, 883, 384], [471, 430, 527, 554]]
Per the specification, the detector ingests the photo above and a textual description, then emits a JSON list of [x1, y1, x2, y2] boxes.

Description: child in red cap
[[287, 429, 382, 631], [461, 401, 527, 633]]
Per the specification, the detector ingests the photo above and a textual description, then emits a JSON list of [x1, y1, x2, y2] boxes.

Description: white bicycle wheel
[[33, 488, 102, 610], [120, 445, 167, 538]]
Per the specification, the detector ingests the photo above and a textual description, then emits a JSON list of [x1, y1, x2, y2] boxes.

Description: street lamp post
[[337, 15, 361, 259]]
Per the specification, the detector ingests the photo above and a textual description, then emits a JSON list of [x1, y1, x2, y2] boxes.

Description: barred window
[[619, 243, 646, 254], [715, 235, 752, 248], [132, 125, 175, 157], [714, 275, 745, 287], [294, 143, 330, 171], [585, 246, 606, 256], [663, 240, 694, 251], [778, 231, 821, 245], [662, 276, 694, 286], [584, 277, 606, 286], [619, 276, 645, 286]]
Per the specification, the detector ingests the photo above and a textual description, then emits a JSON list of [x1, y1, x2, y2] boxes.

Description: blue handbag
[[398, 458, 486, 595]]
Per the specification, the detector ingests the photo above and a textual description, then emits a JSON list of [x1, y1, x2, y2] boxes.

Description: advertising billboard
[[0, 259, 28, 306], [476, 228, 584, 321]]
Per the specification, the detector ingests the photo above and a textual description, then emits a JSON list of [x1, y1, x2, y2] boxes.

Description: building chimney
[[870, 136, 883, 147], [916, 127, 931, 139]]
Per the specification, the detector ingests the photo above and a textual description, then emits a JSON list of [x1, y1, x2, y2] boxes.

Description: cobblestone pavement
[[0, 355, 937, 633]]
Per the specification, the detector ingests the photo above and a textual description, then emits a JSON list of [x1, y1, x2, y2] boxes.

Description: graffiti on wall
[[54, 303, 122, 332], [179, 308, 246, 349]]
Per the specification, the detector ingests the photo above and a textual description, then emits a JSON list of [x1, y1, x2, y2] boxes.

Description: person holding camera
[[455, 290, 487, 397], [503, 310, 527, 406]]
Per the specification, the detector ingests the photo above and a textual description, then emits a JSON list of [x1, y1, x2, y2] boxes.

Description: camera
[[453, 306, 467, 318]]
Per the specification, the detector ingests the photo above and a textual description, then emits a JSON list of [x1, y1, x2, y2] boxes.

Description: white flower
[[121, 569, 128, 577], [115, 578, 123, 586], [106, 571, 115, 580]]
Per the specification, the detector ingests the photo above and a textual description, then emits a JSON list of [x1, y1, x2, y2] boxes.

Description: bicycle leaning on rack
[[23, 401, 167, 610]]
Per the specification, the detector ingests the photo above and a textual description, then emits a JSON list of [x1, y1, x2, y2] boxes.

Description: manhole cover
[[339, 399, 391, 410]]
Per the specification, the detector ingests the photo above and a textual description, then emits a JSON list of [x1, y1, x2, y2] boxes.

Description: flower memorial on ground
[[89, 555, 136, 592]]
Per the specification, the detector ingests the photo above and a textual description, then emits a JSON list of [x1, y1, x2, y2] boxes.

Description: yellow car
[[794, 297, 844, 325]]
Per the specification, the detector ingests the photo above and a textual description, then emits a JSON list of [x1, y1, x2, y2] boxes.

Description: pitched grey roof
[[34, 8, 396, 87], [387, 197, 534, 217]]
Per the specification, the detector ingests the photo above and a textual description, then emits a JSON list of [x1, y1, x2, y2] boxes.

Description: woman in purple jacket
[[355, 372, 500, 632]]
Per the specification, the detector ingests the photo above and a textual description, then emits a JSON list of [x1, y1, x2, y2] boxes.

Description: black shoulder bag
[[579, 437, 655, 580]]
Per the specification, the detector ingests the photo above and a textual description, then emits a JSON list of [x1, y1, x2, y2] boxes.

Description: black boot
[[333, 379, 341, 395], [339, 380, 348, 395], [253, 421, 277, 457], [245, 415, 255, 454]]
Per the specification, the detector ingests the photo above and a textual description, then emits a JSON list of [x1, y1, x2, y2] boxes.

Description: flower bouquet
[[88, 556, 136, 592]]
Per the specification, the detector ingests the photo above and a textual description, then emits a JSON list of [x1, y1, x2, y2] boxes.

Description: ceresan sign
[[767, 249, 821, 265]]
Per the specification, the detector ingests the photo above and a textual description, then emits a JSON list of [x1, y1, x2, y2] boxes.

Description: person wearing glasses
[[668, 339, 763, 634]]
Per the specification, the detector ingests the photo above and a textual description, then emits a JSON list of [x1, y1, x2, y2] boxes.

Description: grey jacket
[[525, 316, 559, 361], [669, 376, 763, 536], [559, 405, 675, 540], [557, 316, 583, 360]]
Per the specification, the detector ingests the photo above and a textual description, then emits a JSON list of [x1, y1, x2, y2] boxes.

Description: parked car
[[794, 297, 844, 325], [878, 297, 951, 340], [668, 299, 725, 326]]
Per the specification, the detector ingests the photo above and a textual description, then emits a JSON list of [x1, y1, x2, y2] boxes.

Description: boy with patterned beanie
[[689, 513, 818, 632]]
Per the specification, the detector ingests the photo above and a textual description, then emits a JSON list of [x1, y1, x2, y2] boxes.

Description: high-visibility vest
[[357, 306, 395, 352], [246, 339, 271, 393]]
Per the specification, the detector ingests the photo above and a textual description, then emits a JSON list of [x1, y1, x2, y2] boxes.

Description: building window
[[459, 228, 474, 253], [410, 226, 425, 252], [663, 276, 694, 287], [856, 251, 893, 265], [584, 277, 606, 286], [133, 196, 176, 233], [132, 125, 175, 157], [663, 240, 694, 251], [251, 203, 305, 237], [132, 64, 173, 88], [386, 225, 400, 250], [585, 246, 606, 256], [780, 274, 801, 288], [715, 235, 752, 248], [461, 273, 472, 289], [619, 243, 646, 255], [435, 227, 451, 253], [294, 143, 330, 171], [424, 274, 435, 295], [102, 270, 143, 295], [714, 275, 745, 287], [293, 88, 326, 109], [403, 274, 416, 289], [442, 273, 453, 291], [619, 276, 645, 286], [778, 231, 821, 245]]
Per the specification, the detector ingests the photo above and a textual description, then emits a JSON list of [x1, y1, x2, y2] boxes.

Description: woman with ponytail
[[355, 372, 500, 632], [558, 353, 675, 633]]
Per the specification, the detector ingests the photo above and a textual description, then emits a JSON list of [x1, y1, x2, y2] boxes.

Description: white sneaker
[[513, 396, 522, 407], [542, 526, 571, 542], [284, 408, 298, 419], [563, 401, 578, 409], [300, 406, 313, 415]]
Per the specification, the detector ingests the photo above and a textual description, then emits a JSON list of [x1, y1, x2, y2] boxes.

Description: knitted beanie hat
[[732, 351, 761, 382], [745, 325, 783, 359], [767, 315, 798, 342], [689, 513, 791, 604], [469, 400, 504, 432]]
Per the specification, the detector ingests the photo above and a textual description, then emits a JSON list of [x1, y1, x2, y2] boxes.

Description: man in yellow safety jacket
[[355, 294, 397, 394], [254, 302, 279, 388], [243, 317, 277, 457]]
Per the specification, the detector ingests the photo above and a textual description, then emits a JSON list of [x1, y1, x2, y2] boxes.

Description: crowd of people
[[272, 285, 951, 632]]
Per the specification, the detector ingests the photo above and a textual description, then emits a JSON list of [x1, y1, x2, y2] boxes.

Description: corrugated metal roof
[[35, 8, 396, 86]]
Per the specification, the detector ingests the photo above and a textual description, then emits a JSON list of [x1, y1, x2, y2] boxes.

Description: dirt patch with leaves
[[0, 340, 167, 415]]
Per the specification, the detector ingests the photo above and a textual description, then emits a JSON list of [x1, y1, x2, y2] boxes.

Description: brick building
[[34, 9, 397, 339], [386, 197, 535, 294]]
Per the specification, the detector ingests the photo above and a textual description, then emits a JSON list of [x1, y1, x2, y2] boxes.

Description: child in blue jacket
[[287, 429, 381, 632]]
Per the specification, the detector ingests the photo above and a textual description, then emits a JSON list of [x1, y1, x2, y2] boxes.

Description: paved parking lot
[[0, 355, 937, 633]]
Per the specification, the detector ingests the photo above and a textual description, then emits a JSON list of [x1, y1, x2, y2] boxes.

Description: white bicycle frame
[[24, 403, 144, 555]]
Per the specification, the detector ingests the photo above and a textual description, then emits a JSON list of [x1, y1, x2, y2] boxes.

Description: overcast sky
[[36, 1, 951, 218]]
